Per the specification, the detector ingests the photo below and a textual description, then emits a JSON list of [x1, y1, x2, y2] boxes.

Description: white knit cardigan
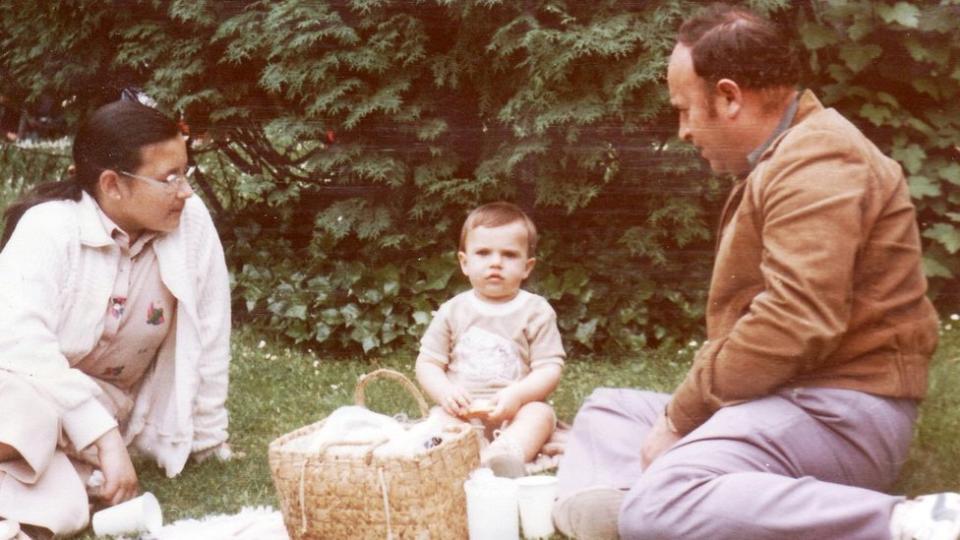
[[0, 191, 231, 477]]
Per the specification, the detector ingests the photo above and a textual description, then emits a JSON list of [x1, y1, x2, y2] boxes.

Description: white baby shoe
[[890, 492, 960, 540]]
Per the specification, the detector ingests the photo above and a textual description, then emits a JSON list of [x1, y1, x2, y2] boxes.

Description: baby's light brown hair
[[459, 201, 538, 256]]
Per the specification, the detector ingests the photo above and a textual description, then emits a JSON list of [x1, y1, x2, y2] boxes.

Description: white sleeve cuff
[[61, 398, 118, 450]]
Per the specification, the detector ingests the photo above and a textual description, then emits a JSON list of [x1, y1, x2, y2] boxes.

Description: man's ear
[[98, 169, 125, 201], [714, 78, 742, 117]]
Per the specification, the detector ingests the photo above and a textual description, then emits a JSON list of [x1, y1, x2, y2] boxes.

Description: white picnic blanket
[[138, 506, 288, 540]]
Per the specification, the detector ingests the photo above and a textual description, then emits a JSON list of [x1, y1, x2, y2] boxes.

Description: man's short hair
[[677, 3, 800, 91], [459, 201, 538, 256]]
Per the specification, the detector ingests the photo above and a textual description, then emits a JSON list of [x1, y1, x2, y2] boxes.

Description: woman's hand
[[94, 428, 139, 506]]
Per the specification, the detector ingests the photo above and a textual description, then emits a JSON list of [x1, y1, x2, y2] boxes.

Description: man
[[552, 4, 955, 539]]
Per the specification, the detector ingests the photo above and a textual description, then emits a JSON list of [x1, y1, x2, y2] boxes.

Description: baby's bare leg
[[499, 401, 556, 461]]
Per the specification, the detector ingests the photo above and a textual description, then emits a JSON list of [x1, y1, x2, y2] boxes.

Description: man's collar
[[746, 91, 800, 168]]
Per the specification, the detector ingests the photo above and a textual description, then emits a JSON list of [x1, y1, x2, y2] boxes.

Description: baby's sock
[[480, 433, 526, 478]]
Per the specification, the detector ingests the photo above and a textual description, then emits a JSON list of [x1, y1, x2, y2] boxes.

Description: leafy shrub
[[1, 0, 957, 357]]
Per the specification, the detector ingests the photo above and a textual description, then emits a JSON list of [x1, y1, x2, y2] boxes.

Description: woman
[[0, 100, 231, 537]]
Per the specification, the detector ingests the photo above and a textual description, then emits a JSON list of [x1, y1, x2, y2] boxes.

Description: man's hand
[[94, 428, 139, 506], [640, 415, 682, 470]]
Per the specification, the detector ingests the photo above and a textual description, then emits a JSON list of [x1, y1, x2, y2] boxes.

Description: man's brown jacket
[[667, 90, 940, 435]]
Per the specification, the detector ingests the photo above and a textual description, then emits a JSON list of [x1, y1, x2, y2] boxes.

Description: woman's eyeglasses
[[120, 166, 196, 192]]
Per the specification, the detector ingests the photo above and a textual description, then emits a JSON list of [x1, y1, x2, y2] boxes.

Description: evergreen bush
[[1, 0, 957, 356]]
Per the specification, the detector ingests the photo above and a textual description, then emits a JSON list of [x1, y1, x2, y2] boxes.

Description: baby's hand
[[488, 386, 523, 423], [438, 385, 472, 417], [463, 398, 495, 419]]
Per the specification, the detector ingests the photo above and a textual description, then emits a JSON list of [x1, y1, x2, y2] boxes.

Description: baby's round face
[[458, 221, 535, 303]]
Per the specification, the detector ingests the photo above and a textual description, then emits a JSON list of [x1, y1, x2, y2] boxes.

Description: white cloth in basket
[[281, 406, 404, 456], [280, 406, 446, 459], [373, 413, 447, 459]]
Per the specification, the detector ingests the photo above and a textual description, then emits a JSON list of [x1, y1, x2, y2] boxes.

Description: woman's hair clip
[[120, 87, 158, 109]]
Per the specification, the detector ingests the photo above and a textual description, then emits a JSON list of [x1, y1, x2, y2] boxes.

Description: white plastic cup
[[464, 468, 519, 540], [91, 492, 163, 537], [515, 475, 558, 539]]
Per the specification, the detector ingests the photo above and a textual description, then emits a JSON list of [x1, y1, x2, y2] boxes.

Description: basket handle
[[353, 368, 430, 419]]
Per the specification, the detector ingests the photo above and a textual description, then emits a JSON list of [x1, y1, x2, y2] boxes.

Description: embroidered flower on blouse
[[146, 302, 165, 325], [110, 297, 127, 318]]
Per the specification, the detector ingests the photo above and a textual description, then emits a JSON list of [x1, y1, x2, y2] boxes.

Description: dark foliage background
[[1, 0, 957, 357]]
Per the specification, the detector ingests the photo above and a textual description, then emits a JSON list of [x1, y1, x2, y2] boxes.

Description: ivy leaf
[[341, 303, 361, 325], [912, 77, 941, 99], [938, 163, 960, 186], [574, 318, 599, 347], [799, 22, 839, 50], [892, 143, 927, 174], [906, 117, 934, 137], [307, 275, 332, 303], [320, 308, 343, 325], [377, 268, 401, 297], [361, 334, 380, 353], [536, 273, 564, 301], [314, 322, 333, 342], [876, 2, 920, 28], [859, 103, 892, 126], [561, 267, 590, 295], [359, 287, 384, 304], [908, 176, 941, 199], [922, 223, 960, 254], [904, 37, 950, 66], [420, 257, 456, 291], [839, 43, 883, 73], [922, 254, 954, 279], [847, 17, 874, 42], [285, 304, 308, 320], [285, 321, 311, 343], [827, 63, 852, 83], [875, 92, 900, 107]]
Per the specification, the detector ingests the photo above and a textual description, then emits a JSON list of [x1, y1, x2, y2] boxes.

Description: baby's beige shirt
[[418, 290, 565, 400]]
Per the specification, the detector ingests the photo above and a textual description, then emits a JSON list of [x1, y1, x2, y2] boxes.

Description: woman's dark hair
[[1, 100, 180, 248], [677, 3, 800, 91]]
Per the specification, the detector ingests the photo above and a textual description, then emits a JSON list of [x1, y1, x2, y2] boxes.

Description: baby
[[416, 202, 565, 477]]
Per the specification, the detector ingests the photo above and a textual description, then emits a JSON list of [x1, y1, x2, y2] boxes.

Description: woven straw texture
[[269, 369, 481, 540]]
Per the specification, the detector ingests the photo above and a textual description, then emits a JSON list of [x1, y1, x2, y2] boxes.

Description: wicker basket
[[268, 368, 481, 540]]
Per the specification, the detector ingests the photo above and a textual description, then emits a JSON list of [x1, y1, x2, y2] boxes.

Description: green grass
[[73, 321, 960, 538], [894, 318, 960, 496]]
